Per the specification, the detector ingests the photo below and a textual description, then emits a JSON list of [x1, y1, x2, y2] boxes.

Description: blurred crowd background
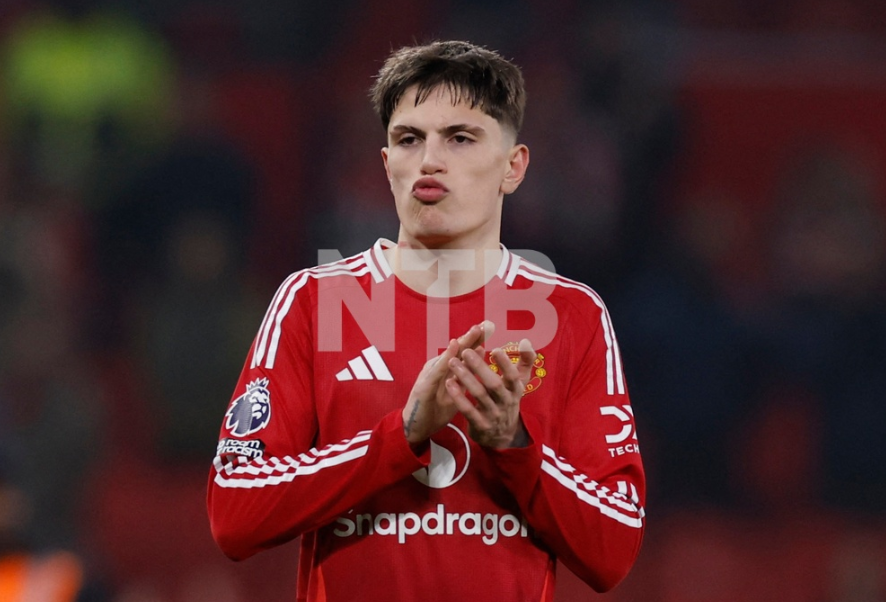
[[1, 0, 885, 600]]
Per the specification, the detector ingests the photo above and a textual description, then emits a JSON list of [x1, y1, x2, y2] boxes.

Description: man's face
[[382, 86, 528, 250]]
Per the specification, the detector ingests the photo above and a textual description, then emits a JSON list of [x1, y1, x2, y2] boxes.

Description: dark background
[[1, 0, 885, 600]]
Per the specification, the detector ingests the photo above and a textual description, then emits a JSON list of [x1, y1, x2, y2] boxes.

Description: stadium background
[[1, 0, 885, 599]]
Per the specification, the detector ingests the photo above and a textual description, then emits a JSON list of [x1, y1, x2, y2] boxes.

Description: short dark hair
[[370, 40, 526, 136]]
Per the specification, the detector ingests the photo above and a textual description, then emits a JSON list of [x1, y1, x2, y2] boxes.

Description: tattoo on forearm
[[404, 399, 421, 438]]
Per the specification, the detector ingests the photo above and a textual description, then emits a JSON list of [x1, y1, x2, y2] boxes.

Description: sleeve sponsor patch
[[217, 437, 266, 461]]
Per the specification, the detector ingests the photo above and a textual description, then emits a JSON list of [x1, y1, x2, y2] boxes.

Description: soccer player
[[207, 40, 645, 601]]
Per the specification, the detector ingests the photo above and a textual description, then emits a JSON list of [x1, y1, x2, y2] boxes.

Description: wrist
[[402, 401, 425, 444], [408, 439, 430, 456], [507, 423, 530, 448], [481, 420, 530, 450]]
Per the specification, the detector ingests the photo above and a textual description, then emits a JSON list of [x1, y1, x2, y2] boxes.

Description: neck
[[384, 244, 503, 297]]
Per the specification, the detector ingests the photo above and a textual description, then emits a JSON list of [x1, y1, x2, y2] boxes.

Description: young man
[[208, 40, 645, 601]]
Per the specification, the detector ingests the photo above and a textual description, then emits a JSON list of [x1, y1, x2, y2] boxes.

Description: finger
[[455, 324, 483, 355], [443, 374, 465, 394], [445, 376, 491, 429], [474, 320, 495, 348], [515, 338, 537, 383], [487, 347, 523, 393], [458, 349, 510, 406], [448, 357, 493, 405], [455, 320, 496, 356], [427, 338, 459, 378]]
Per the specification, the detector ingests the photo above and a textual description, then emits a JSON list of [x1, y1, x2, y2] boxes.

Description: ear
[[381, 147, 392, 184], [501, 144, 529, 195]]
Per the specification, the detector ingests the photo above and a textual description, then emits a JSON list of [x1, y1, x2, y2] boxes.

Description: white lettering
[[397, 513, 421, 544], [446, 512, 460, 535], [333, 517, 355, 537], [608, 443, 640, 457], [356, 513, 374, 535], [459, 513, 482, 536], [422, 504, 445, 535], [333, 505, 528, 546], [481, 514, 499, 545], [375, 513, 396, 535], [499, 515, 520, 537]]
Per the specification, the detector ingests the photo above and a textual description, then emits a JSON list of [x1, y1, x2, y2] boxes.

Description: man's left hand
[[445, 338, 537, 449]]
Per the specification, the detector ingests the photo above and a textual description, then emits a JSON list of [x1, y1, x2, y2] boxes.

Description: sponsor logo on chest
[[333, 504, 528, 546]]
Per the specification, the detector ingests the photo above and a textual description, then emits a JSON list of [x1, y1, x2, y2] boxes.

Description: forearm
[[484, 412, 646, 592], [208, 410, 428, 560]]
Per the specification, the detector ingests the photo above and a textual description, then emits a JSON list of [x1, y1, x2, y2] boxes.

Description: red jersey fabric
[[207, 239, 646, 601]]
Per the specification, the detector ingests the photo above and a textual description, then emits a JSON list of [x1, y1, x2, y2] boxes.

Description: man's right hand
[[402, 321, 494, 444]]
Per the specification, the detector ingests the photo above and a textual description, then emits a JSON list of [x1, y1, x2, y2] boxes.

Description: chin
[[412, 233, 457, 249], [405, 220, 456, 245]]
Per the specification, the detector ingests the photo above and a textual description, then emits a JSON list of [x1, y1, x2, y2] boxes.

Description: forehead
[[389, 85, 501, 130]]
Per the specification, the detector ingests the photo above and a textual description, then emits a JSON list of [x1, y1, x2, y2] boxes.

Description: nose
[[420, 137, 446, 174]]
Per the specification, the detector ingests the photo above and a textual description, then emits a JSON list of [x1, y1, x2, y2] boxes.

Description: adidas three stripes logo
[[336, 346, 393, 381]]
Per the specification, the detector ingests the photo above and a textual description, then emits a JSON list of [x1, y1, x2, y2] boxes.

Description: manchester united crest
[[487, 343, 547, 395]]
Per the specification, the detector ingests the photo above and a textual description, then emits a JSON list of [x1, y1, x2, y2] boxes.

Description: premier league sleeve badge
[[225, 378, 272, 436]]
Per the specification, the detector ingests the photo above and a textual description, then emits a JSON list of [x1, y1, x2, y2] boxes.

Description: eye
[[452, 134, 473, 144], [397, 134, 419, 146]]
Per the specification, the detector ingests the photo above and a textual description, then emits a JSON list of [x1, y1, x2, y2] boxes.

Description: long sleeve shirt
[[208, 239, 646, 601]]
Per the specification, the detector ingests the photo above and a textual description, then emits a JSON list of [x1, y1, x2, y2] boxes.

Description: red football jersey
[[207, 240, 646, 601]]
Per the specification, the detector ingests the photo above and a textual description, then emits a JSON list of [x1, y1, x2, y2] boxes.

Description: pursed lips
[[412, 177, 449, 203]]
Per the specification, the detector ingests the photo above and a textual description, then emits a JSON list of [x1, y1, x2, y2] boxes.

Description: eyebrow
[[389, 123, 487, 138]]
